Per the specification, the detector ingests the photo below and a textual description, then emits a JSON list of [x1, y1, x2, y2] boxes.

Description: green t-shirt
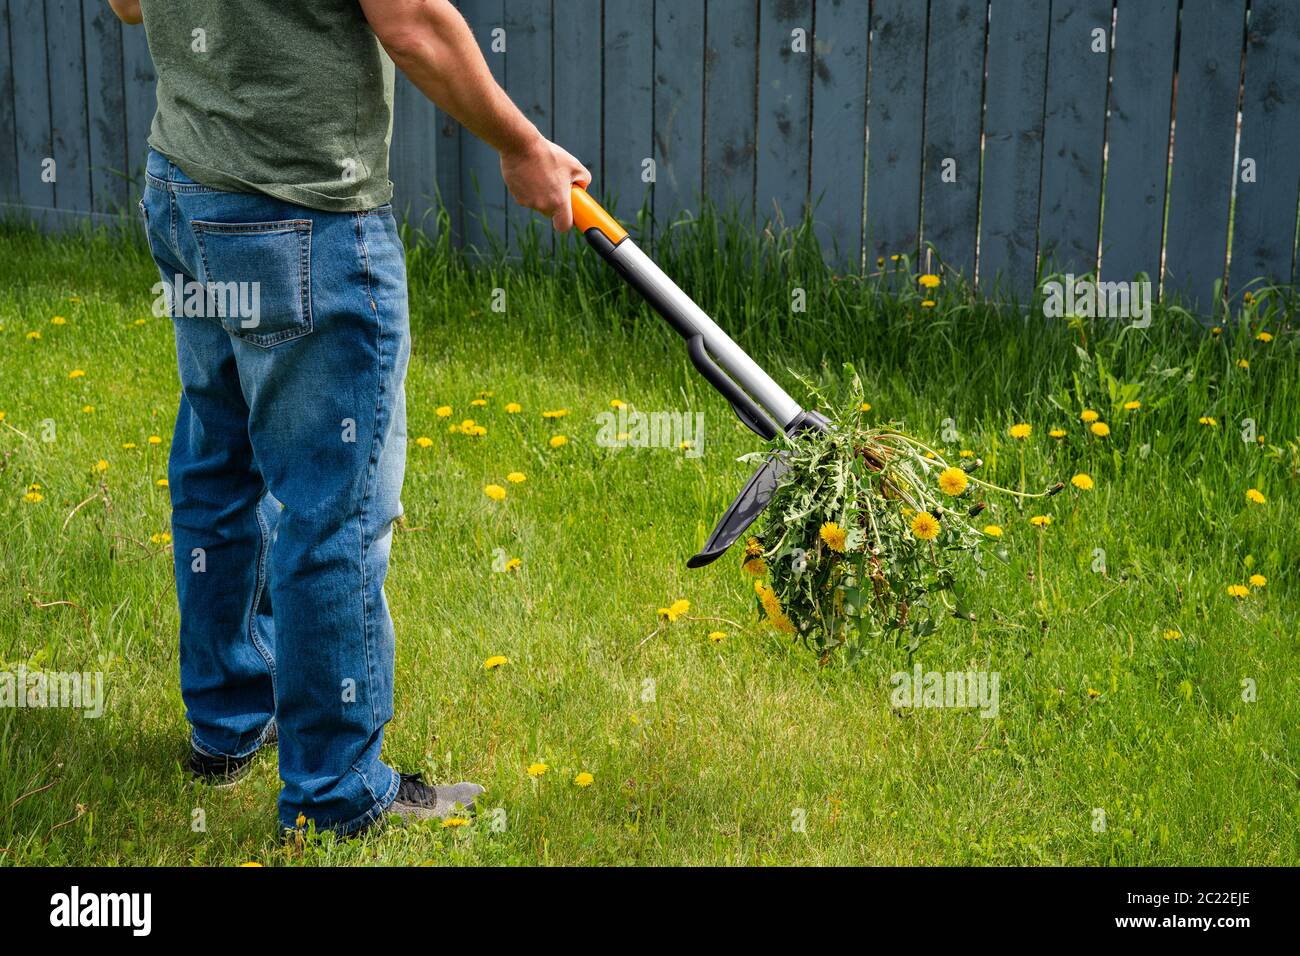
[[141, 0, 395, 212]]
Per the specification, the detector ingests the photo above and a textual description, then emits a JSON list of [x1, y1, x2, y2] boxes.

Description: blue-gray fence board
[[0, 0, 16, 203], [979, 0, 1051, 294], [755, 0, 812, 227], [390, 73, 441, 232], [1164, 0, 1246, 310], [122, 20, 154, 188], [809, 0, 869, 268], [921, 0, 987, 280], [1036, 0, 1112, 277], [47, 0, 90, 213], [1229, 0, 1300, 296], [603, 2, 653, 233], [702, 0, 757, 220], [865, 0, 927, 266], [11, 0, 52, 211], [653, 0, 705, 243], [1100, 0, 1178, 284], [83, 0, 126, 213], [504, 0, 551, 254], [5, 0, 1300, 313], [459, 0, 507, 253]]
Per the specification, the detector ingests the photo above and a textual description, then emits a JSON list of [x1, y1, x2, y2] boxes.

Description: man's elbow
[[108, 0, 143, 25]]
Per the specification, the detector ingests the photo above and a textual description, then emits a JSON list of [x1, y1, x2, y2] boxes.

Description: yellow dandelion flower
[[68, 369, 85, 379], [959, 449, 974, 458], [707, 631, 726, 643], [1249, 574, 1266, 588], [26, 330, 42, 341], [1211, 326, 1222, 336], [156, 478, 169, 488], [1245, 488, 1266, 504], [1087, 688, 1101, 699], [504, 402, 522, 414], [679, 440, 692, 451], [938, 466, 968, 496], [1029, 514, 1052, 528], [121, 442, 137, 450], [435, 405, 452, 418], [147, 435, 162, 445], [1162, 629, 1181, 641], [470, 399, 487, 407], [910, 511, 940, 541], [22, 491, 44, 504], [918, 273, 940, 289], [1009, 423, 1032, 440], [460, 418, 476, 431], [506, 471, 526, 483], [1198, 416, 1218, 427], [295, 813, 307, 827], [742, 556, 767, 577], [483, 655, 509, 670], [51, 315, 67, 325], [1226, 584, 1249, 598], [920, 299, 936, 308], [82, 405, 94, 414], [1081, 409, 1099, 423], [819, 521, 847, 552], [542, 409, 569, 419], [504, 557, 521, 572], [441, 817, 469, 829], [574, 772, 594, 787], [527, 762, 548, 778], [982, 524, 1002, 538], [150, 532, 172, 545], [1049, 428, 1066, 439], [415, 436, 433, 448], [549, 435, 568, 448], [1089, 421, 1110, 437], [610, 399, 626, 409], [484, 484, 506, 501], [1123, 400, 1141, 411], [447, 424, 460, 433], [469, 425, 487, 436], [860, 402, 872, 413], [1070, 473, 1094, 491], [1256, 331, 1272, 343], [1236, 358, 1249, 370], [744, 537, 763, 558], [94, 459, 109, 472]]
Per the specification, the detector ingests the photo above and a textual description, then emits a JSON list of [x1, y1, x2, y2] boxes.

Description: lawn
[[0, 215, 1296, 866]]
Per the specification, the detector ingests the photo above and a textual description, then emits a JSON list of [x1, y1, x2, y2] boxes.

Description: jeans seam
[[249, 490, 278, 696], [356, 214, 380, 733]]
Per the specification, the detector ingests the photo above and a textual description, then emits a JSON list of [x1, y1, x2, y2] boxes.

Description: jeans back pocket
[[192, 219, 313, 347]]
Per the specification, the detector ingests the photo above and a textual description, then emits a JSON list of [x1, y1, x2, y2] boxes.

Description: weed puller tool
[[572, 185, 829, 568]]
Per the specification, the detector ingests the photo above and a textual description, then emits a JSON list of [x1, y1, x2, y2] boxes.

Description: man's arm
[[360, 0, 590, 231], [107, 0, 142, 25]]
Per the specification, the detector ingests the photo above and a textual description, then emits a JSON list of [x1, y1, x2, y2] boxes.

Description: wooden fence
[[1, 0, 1298, 311]]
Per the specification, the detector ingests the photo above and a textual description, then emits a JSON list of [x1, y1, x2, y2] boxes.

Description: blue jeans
[[140, 150, 407, 833]]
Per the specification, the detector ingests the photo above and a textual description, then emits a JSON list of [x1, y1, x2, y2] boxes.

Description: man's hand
[[107, 0, 142, 25], [360, 0, 590, 231], [500, 136, 590, 232]]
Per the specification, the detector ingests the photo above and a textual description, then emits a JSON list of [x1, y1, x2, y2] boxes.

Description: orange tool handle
[[571, 185, 628, 245]]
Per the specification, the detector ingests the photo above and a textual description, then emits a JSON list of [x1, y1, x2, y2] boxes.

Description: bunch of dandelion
[[745, 393, 1059, 660]]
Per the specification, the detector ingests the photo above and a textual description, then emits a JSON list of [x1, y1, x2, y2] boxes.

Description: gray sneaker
[[387, 772, 484, 821]]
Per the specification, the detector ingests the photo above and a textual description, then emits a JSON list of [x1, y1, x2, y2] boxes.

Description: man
[[107, 0, 590, 836]]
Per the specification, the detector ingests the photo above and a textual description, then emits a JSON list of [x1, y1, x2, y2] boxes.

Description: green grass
[[0, 214, 1296, 866]]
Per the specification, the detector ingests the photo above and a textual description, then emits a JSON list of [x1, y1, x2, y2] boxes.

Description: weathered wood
[[504, 0, 552, 254], [46, 0, 91, 212], [121, 21, 154, 189], [1101, 0, 1178, 285], [755, 0, 812, 227], [922, 0, 987, 281], [980, 0, 1052, 295], [809, 0, 868, 269], [703, 0, 758, 222], [390, 74, 440, 232], [1229, 0, 1300, 296], [1036, 0, 1112, 278], [865, 0, 927, 266], [459, 0, 508, 253], [603, 1, 654, 235], [653, 0, 706, 245], [0, 0, 17, 203], [1164, 0, 1247, 310], [83, 1, 128, 213], [11, 0, 53, 211]]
